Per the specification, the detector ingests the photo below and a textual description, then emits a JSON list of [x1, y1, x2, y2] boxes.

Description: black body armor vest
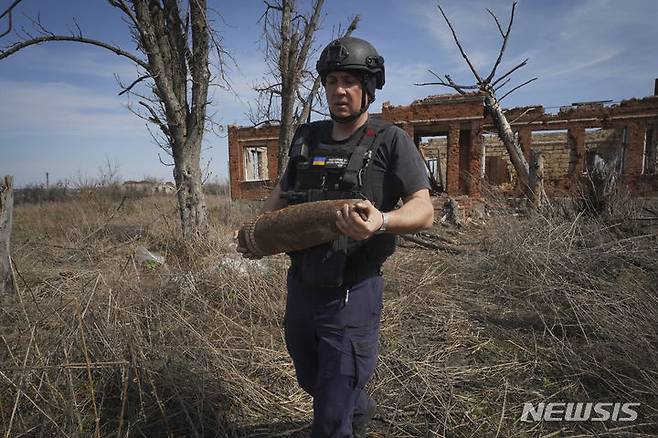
[[281, 118, 392, 288]]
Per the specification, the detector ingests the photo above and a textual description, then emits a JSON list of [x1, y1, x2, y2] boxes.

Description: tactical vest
[[281, 118, 392, 288]]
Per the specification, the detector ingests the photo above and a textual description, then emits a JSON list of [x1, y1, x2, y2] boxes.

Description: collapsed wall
[[422, 128, 627, 187]]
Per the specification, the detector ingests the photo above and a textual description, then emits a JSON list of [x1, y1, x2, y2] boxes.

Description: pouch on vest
[[296, 235, 349, 288]]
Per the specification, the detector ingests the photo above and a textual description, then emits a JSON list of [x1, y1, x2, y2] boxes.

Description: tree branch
[[263, 1, 283, 12], [117, 74, 151, 96], [163, 0, 189, 108], [491, 58, 528, 87], [158, 153, 175, 166], [107, 0, 142, 37], [251, 119, 280, 128], [0, 8, 11, 38], [436, 3, 483, 84], [485, 2, 517, 83], [291, 14, 308, 27], [498, 77, 537, 101], [414, 70, 478, 94], [255, 82, 283, 92], [486, 8, 505, 38], [494, 77, 511, 92], [445, 74, 475, 93], [295, 0, 324, 78], [131, 0, 188, 148], [0, 34, 149, 69], [139, 100, 169, 136], [508, 105, 541, 125], [0, 0, 24, 38], [0, 0, 22, 21], [189, 0, 210, 139]]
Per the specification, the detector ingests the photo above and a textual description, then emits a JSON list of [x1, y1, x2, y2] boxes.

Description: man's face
[[325, 71, 364, 118]]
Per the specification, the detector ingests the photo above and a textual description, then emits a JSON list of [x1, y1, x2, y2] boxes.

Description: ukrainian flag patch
[[312, 156, 327, 166]]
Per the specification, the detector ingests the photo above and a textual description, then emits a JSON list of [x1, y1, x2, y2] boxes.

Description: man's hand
[[335, 200, 384, 241], [234, 230, 263, 260]]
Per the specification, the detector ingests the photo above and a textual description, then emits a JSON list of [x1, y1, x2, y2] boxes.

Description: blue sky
[[1, 0, 657, 187]]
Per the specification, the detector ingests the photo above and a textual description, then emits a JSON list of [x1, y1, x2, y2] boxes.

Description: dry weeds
[[1, 191, 657, 437]]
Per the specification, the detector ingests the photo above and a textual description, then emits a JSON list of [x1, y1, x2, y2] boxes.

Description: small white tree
[[0, 176, 15, 294], [417, 2, 546, 205]]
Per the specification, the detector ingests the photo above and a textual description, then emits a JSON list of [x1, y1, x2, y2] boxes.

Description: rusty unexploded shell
[[238, 199, 361, 257]]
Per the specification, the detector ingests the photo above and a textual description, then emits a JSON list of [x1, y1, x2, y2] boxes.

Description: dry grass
[[1, 191, 657, 437]]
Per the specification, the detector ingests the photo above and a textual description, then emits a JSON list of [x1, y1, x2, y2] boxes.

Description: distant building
[[122, 180, 176, 194], [153, 182, 176, 194]]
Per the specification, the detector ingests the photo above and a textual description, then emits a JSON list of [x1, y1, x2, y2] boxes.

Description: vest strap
[[342, 118, 391, 188]]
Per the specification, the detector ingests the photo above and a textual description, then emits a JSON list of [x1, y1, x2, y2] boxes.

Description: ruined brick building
[[228, 81, 658, 201]]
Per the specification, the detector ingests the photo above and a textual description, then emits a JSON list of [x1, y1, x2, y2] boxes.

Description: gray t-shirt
[[282, 118, 431, 269]]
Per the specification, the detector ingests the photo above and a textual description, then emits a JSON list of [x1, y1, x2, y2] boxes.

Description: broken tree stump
[[528, 149, 545, 209], [1, 175, 16, 294], [442, 198, 463, 227]]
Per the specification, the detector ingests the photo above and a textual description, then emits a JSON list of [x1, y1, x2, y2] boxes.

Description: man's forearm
[[384, 191, 434, 234]]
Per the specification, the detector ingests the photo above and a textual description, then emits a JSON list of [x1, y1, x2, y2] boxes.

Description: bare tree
[[1, 175, 15, 294], [417, 2, 546, 204], [0, 0, 230, 238], [254, 0, 359, 176]]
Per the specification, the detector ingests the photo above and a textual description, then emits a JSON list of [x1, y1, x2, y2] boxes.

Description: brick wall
[[421, 129, 624, 184], [228, 124, 281, 200]]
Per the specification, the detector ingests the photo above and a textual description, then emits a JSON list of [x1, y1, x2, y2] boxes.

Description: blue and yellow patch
[[312, 156, 327, 166]]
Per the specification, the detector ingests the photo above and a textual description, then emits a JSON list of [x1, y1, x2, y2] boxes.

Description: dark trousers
[[284, 267, 383, 438]]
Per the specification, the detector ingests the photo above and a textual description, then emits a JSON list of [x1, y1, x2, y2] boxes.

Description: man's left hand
[[335, 200, 384, 241]]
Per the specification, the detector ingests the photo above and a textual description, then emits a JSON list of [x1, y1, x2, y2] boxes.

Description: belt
[[341, 263, 383, 287], [288, 262, 382, 289]]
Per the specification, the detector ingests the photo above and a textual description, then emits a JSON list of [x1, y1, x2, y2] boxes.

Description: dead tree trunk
[[483, 90, 529, 185], [173, 144, 209, 238], [528, 149, 544, 208], [132, 0, 211, 239], [1, 175, 15, 294]]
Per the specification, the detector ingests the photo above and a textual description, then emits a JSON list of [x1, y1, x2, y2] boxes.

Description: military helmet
[[316, 37, 385, 90]]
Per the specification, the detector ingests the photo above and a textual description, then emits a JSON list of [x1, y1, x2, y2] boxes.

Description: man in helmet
[[240, 36, 434, 437]]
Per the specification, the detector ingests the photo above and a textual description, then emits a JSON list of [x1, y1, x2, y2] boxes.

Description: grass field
[[1, 191, 657, 437]]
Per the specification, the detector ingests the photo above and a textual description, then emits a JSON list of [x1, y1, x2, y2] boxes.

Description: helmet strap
[[330, 107, 366, 124]]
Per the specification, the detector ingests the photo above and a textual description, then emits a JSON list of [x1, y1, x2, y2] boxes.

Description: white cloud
[[210, 52, 269, 126], [0, 79, 145, 139], [3, 44, 143, 81], [379, 62, 435, 106], [515, 0, 657, 89]]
